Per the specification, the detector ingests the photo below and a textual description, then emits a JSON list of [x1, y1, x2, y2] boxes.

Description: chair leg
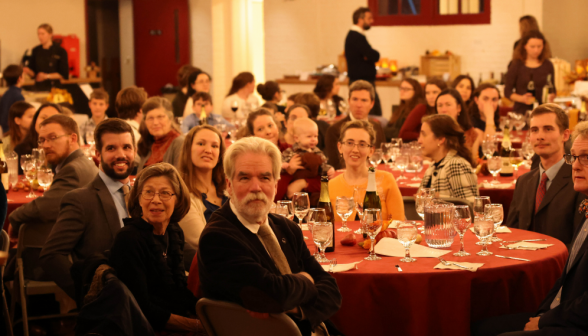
[[2, 291, 13, 336], [17, 259, 28, 336]]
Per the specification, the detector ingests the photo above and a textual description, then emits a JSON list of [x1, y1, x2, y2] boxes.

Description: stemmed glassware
[[487, 155, 502, 185], [335, 196, 354, 232], [481, 139, 496, 159], [408, 148, 423, 181], [362, 208, 383, 261], [509, 149, 524, 184], [307, 209, 327, 259], [37, 168, 54, 192], [395, 154, 409, 180], [381, 145, 392, 166], [86, 130, 96, 147], [292, 192, 310, 239], [20, 154, 31, 178], [485, 204, 504, 242], [23, 158, 37, 198], [397, 221, 418, 262], [276, 200, 294, 220], [370, 149, 383, 167], [473, 196, 491, 245], [415, 188, 435, 220], [32, 148, 45, 169], [522, 140, 534, 167], [474, 216, 496, 256], [353, 187, 366, 234], [453, 205, 472, 256], [312, 222, 333, 263]]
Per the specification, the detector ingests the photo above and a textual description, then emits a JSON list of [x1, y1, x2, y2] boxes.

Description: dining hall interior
[[2, 0, 588, 335]]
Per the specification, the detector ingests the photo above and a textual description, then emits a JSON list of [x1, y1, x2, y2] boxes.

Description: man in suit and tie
[[472, 120, 588, 336], [345, 7, 382, 116], [40, 118, 135, 299], [325, 80, 385, 169], [198, 137, 342, 336], [506, 104, 586, 247]]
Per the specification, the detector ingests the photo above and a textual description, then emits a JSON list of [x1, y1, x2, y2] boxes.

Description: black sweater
[[109, 218, 196, 330], [344, 30, 380, 82]]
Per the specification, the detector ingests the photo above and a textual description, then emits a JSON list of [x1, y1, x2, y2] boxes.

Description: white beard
[[231, 190, 273, 223]]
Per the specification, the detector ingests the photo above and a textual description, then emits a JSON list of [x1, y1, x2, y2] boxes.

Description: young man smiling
[[506, 104, 586, 248]]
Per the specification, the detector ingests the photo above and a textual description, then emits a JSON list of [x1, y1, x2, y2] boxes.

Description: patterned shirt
[[281, 143, 332, 174], [80, 116, 108, 145], [180, 113, 233, 134]]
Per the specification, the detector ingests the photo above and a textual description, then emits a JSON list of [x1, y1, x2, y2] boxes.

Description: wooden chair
[[196, 298, 302, 336], [1, 229, 13, 336]]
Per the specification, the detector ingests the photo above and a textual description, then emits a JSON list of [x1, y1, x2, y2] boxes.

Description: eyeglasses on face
[[565, 154, 588, 166], [141, 190, 175, 201], [38, 134, 69, 146], [340, 140, 372, 149]]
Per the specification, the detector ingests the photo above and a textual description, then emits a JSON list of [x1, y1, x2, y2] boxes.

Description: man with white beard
[[198, 136, 342, 336]]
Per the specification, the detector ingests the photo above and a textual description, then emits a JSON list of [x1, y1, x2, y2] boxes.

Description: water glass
[[32, 148, 45, 169], [481, 139, 496, 159], [23, 159, 37, 199], [485, 203, 504, 242], [362, 208, 383, 261], [20, 154, 32, 175], [336, 196, 354, 232], [37, 168, 54, 192], [408, 149, 423, 181], [353, 186, 366, 234], [371, 149, 383, 166], [424, 200, 456, 248], [474, 218, 495, 256], [453, 205, 472, 256], [307, 209, 326, 258], [86, 130, 96, 146], [276, 200, 294, 220], [415, 188, 435, 220], [396, 154, 409, 180], [292, 192, 310, 239], [487, 156, 502, 185], [397, 221, 418, 262], [6, 156, 18, 187], [312, 222, 333, 263]]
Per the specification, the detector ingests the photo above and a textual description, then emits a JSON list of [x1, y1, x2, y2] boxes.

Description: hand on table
[[524, 317, 540, 331]]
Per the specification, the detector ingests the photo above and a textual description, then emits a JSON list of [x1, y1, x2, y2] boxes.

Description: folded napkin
[[470, 226, 512, 234], [434, 261, 484, 272], [374, 238, 451, 258], [500, 242, 554, 250], [321, 261, 362, 273], [480, 182, 513, 189]]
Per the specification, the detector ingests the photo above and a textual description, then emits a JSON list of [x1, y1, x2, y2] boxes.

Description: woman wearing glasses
[[384, 78, 424, 141], [137, 97, 184, 173], [398, 78, 447, 142], [328, 120, 404, 222], [109, 163, 205, 334]]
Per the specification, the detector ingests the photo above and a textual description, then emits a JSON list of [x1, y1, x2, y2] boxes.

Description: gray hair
[[349, 80, 375, 101], [224, 137, 282, 180], [573, 121, 588, 142]]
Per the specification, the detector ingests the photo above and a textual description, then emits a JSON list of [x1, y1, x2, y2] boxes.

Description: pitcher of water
[[424, 200, 456, 248]]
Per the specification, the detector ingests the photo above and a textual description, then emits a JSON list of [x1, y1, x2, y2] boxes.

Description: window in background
[[369, 0, 490, 26]]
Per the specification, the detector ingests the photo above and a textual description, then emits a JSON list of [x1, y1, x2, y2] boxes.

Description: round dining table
[[4, 187, 44, 231], [310, 221, 568, 336]]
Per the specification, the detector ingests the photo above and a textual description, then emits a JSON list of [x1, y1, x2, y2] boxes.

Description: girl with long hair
[[398, 78, 447, 141], [221, 72, 260, 122]]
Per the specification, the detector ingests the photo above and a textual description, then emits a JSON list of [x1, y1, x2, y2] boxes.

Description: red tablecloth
[[4, 187, 44, 231], [308, 221, 567, 336]]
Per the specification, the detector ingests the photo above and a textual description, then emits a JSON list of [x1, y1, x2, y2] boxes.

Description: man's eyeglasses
[[340, 140, 372, 150], [38, 134, 68, 146], [564, 154, 588, 166], [141, 190, 175, 201]]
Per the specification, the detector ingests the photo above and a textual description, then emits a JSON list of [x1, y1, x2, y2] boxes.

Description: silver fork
[[329, 258, 337, 273], [438, 257, 473, 271]]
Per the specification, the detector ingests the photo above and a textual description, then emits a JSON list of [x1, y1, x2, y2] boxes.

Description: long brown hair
[[389, 78, 424, 124], [425, 78, 448, 115], [226, 72, 254, 97], [5, 101, 34, 150], [422, 114, 476, 167], [178, 125, 226, 200], [513, 30, 552, 63], [468, 83, 501, 127], [137, 97, 180, 157]]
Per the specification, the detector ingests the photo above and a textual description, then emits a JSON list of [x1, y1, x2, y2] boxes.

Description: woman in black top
[[23, 24, 69, 91], [109, 163, 205, 334]]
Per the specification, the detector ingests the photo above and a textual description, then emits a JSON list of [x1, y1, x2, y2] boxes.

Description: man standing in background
[[345, 7, 382, 116]]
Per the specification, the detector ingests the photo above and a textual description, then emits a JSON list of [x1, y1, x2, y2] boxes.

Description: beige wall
[[264, 0, 543, 83], [542, 0, 588, 64], [190, 0, 214, 75], [0, 0, 87, 78]]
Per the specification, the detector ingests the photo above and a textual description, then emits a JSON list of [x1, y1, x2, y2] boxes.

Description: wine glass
[[335, 196, 354, 232], [23, 159, 37, 198], [474, 217, 495, 256], [485, 203, 504, 242], [415, 188, 435, 220], [307, 209, 326, 259], [509, 149, 524, 184], [362, 208, 383, 261], [32, 148, 45, 168], [381, 143, 392, 162], [453, 205, 472, 256], [276, 200, 294, 220], [37, 168, 53, 192], [292, 192, 310, 239], [20, 154, 32, 177], [522, 141, 534, 166], [487, 156, 502, 185], [408, 149, 423, 181], [481, 139, 496, 159], [395, 154, 409, 180], [397, 221, 418, 262], [86, 130, 96, 147], [312, 222, 333, 263], [370, 149, 383, 167], [353, 187, 366, 234]]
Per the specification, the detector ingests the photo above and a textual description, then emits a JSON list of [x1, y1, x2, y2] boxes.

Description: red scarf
[[144, 129, 180, 167]]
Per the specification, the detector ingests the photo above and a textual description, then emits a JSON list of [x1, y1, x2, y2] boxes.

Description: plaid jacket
[[419, 150, 479, 203], [281, 143, 332, 174]]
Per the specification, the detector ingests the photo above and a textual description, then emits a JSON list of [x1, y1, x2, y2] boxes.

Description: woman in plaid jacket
[[418, 114, 479, 203]]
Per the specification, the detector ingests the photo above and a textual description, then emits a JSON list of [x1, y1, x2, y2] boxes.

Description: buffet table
[[311, 222, 567, 336]]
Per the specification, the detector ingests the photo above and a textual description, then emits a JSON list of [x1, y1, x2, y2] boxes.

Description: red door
[[133, 0, 190, 96]]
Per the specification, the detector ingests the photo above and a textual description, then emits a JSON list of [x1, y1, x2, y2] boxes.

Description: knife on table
[[495, 255, 531, 262]]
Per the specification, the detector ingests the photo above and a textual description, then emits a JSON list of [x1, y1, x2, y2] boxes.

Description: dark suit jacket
[[506, 163, 586, 248], [9, 149, 98, 234], [344, 30, 380, 82], [198, 202, 341, 333], [325, 115, 385, 170], [39, 174, 124, 298], [536, 217, 588, 331]]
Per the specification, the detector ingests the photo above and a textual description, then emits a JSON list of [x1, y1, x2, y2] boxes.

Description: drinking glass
[[485, 203, 504, 242], [522, 141, 534, 166], [487, 156, 502, 185], [32, 148, 45, 169], [20, 154, 32, 177], [371, 149, 383, 166], [473, 196, 491, 221], [307, 209, 326, 259], [336, 196, 354, 232], [509, 149, 524, 183], [474, 217, 495, 256], [23, 159, 37, 198], [415, 188, 435, 220], [381, 143, 392, 162], [312, 222, 333, 263], [352, 186, 366, 234], [292, 192, 310, 239], [86, 130, 96, 146], [481, 139, 496, 159], [37, 168, 54, 192], [276, 200, 294, 220], [395, 154, 409, 180], [362, 208, 383, 260], [453, 205, 472, 256], [397, 221, 418, 262], [424, 199, 456, 248], [408, 149, 423, 181]]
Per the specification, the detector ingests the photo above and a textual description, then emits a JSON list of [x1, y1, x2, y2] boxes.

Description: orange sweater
[[328, 170, 405, 223]]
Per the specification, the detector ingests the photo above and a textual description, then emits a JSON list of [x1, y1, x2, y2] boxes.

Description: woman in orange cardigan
[[328, 120, 404, 223]]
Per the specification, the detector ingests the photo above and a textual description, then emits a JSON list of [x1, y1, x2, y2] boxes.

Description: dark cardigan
[[109, 217, 196, 330]]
